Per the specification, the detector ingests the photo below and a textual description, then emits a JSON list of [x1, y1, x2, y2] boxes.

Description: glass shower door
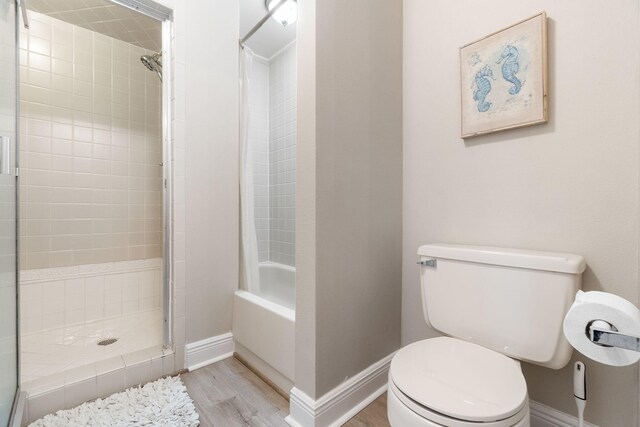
[[0, 0, 18, 425]]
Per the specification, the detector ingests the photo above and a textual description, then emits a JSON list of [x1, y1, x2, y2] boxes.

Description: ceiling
[[240, 0, 296, 59], [28, 0, 162, 51]]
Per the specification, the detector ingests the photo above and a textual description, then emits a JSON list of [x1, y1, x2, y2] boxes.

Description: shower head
[[140, 54, 157, 71], [141, 52, 162, 82]]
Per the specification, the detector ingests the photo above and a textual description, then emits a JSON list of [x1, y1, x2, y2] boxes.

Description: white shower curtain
[[239, 47, 261, 294]]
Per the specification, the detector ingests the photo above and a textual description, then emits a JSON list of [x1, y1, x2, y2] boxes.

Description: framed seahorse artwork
[[460, 12, 548, 138]]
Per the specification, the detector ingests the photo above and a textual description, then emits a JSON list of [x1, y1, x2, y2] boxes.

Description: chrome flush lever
[[417, 259, 437, 268]]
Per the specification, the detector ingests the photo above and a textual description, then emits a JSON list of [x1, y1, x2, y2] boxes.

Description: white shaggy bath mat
[[30, 376, 199, 427]]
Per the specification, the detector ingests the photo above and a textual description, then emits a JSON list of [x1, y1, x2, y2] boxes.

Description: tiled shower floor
[[21, 309, 163, 385]]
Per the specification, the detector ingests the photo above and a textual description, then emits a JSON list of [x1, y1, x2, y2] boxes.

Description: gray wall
[[183, 0, 239, 344], [295, 0, 317, 397], [296, 0, 403, 398], [403, 1, 640, 425]]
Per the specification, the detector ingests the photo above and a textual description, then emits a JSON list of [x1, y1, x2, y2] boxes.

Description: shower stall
[[234, 0, 297, 396], [11, 0, 175, 423]]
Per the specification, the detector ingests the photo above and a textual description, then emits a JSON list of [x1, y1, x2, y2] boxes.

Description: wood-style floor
[[181, 357, 390, 427]]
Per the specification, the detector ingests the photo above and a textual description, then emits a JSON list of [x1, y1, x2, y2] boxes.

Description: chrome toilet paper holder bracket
[[588, 320, 640, 352]]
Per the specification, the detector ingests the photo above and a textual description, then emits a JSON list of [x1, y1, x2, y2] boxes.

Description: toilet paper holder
[[588, 320, 640, 352]]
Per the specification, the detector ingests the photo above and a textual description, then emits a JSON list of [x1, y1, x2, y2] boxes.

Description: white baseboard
[[185, 332, 234, 371], [530, 400, 598, 427], [286, 352, 394, 427], [283, 359, 599, 427]]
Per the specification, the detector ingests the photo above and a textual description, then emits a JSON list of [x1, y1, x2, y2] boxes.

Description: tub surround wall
[[19, 11, 162, 271], [403, 1, 640, 425], [249, 59, 271, 262], [295, 0, 403, 401], [268, 43, 296, 267], [249, 44, 297, 267]]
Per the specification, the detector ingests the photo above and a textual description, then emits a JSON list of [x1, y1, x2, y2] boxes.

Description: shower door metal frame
[[160, 16, 173, 350], [9, 0, 26, 425], [109, 0, 174, 350]]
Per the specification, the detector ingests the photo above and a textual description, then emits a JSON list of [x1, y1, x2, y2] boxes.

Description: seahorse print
[[472, 64, 495, 113], [467, 52, 481, 67], [496, 45, 522, 95]]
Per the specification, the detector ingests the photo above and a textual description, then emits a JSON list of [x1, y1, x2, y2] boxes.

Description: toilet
[[388, 244, 586, 427]]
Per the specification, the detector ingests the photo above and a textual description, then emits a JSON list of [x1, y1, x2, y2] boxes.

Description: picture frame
[[460, 12, 548, 138]]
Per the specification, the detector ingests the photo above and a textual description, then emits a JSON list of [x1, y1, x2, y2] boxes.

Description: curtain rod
[[239, 0, 289, 48]]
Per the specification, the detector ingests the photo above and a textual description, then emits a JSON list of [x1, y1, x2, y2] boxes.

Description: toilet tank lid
[[418, 244, 586, 274]]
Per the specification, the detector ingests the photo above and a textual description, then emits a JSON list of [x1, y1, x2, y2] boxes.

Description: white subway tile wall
[[268, 44, 296, 266], [19, 259, 162, 335], [18, 11, 163, 270], [248, 43, 296, 267], [249, 59, 270, 262]]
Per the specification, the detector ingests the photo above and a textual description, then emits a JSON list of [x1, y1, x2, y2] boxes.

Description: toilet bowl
[[387, 337, 529, 427], [387, 244, 586, 427]]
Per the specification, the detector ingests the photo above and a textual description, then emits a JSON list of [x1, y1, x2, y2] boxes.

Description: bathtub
[[233, 262, 295, 395]]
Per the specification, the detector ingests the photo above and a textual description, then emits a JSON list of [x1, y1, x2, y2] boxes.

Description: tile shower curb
[[23, 346, 176, 425]]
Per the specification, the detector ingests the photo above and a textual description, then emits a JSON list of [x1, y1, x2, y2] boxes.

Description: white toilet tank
[[418, 244, 586, 370]]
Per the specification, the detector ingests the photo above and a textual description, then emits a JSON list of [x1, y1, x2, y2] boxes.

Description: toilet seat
[[388, 337, 528, 426], [388, 380, 529, 427]]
